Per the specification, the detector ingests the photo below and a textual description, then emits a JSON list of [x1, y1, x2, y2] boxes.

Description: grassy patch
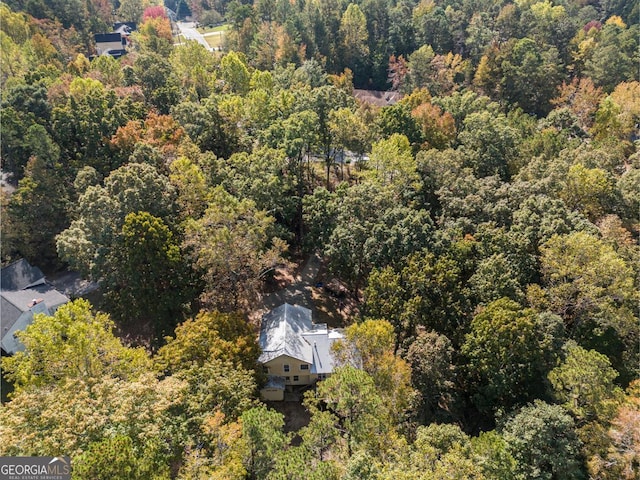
[[197, 23, 229, 34], [205, 33, 225, 50]]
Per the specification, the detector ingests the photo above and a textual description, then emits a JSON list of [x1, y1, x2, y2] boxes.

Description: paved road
[[176, 21, 213, 51]]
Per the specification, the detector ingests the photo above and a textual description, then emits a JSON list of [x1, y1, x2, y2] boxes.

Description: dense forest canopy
[[0, 0, 638, 478]]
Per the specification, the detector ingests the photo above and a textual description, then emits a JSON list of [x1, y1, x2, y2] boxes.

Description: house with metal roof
[[1, 259, 70, 354], [258, 303, 344, 401]]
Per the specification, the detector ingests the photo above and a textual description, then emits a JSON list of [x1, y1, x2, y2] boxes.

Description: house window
[[263, 366, 269, 374], [283, 364, 290, 372], [300, 364, 309, 370], [285, 376, 290, 381], [293, 376, 299, 382], [318, 374, 327, 380]]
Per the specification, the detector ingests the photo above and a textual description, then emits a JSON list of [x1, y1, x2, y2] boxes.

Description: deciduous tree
[[156, 310, 259, 374], [462, 298, 564, 414], [2, 299, 150, 393], [502, 400, 585, 480], [183, 186, 287, 311]]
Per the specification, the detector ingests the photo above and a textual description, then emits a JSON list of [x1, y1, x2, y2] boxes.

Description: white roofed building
[[258, 303, 344, 400]]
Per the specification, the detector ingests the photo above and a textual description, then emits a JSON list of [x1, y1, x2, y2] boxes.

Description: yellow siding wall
[[264, 355, 313, 385], [260, 388, 284, 401]]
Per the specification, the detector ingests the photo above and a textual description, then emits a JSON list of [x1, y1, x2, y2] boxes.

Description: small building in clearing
[[258, 303, 343, 401]]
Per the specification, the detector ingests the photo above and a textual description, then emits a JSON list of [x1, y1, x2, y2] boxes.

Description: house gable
[[1, 260, 70, 355], [258, 303, 345, 392], [1, 258, 45, 291], [94, 32, 127, 57], [258, 303, 314, 364]]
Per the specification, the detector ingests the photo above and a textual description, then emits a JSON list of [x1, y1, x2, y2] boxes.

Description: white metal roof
[[258, 303, 344, 375], [258, 303, 314, 364]]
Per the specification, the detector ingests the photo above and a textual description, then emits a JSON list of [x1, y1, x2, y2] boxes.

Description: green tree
[[2, 299, 150, 393], [132, 51, 178, 108], [0, 371, 184, 460], [268, 446, 340, 480], [339, 4, 369, 68], [502, 400, 585, 480], [535, 231, 639, 383], [1, 80, 52, 179], [537, 231, 636, 329], [470, 431, 517, 480], [380, 421, 486, 479], [6, 144, 69, 268], [241, 406, 286, 480], [329, 106, 372, 163], [413, 5, 453, 54], [458, 110, 520, 179], [0, 106, 38, 180], [581, 21, 639, 93], [176, 411, 245, 480], [467, 253, 526, 305], [560, 163, 615, 221], [618, 166, 640, 221], [172, 98, 241, 159], [498, 37, 563, 116], [361, 134, 419, 190], [57, 163, 181, 327], [406, 45, 435, 92], [333, 320, 416, 425], [174, 359, 258, 432], [548, 341, 623, 424], [107, 212, 191, 334], [156, 310, 259, 374], [51, 77, 129, 175], [298, 409, 342, 462], [170, 41, 218, 100], [405, 329, 457, 423], [462, 298, 564, 414], [295, 85, 353, 188], [183, 186, 287, 311], [311, 366, 384, 455], [169, 157, 210, 220], [219, 147, 297, 232], [363, 251, 469, 344], [90, 55, 125, 87], [72, 435, 170, 480], [57, 162, 177, 278], [376, 103, 423, 148], [220, 51, 251, 95], [117, 0, 144, 22], [510, 195, 597, 252], [323, 184, 433, 295], [411, 423, 471, 472]]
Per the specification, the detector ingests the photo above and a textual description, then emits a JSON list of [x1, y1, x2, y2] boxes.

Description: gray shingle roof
[[1, 259, 45, 291], [94, 33, 122, 43], [1, 284, 70, 334]]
